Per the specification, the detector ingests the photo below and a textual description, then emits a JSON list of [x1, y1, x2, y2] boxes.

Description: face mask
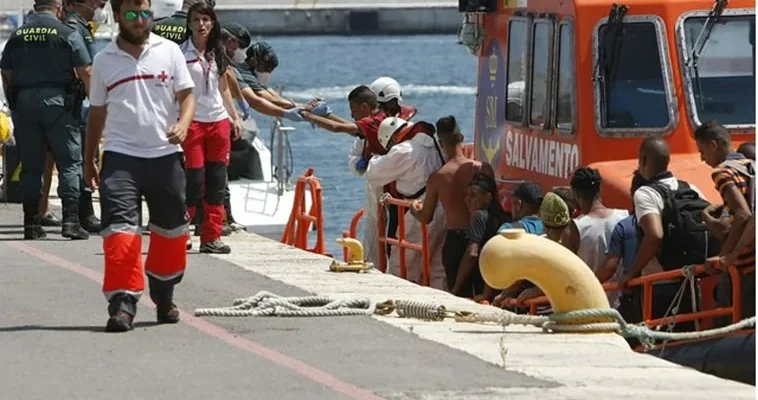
[[92, 7, 107, 25], [257, 72, 271, 85], [233, 48, 246, 63]]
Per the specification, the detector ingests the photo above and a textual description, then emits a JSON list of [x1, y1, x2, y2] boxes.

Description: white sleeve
[[634, 186, 664, 219], [348, 138, 365, 176], [365, 143, 412, 188], [88, 55, 107, 107], [171, 43, 194, 93]]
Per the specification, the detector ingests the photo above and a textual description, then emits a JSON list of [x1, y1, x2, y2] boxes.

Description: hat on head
[[377, 117, 411, 149], [369, 77, 402, 103], [539, 192, 571, 228], [246, 42, 278, 68], [221, 22, 251, 48], [513, 181, 543, 206], [470, 172, 497, 194]]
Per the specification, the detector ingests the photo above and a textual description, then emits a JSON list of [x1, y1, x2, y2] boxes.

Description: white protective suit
[[348, 137, 383, 269], [364, 131, 447, 290]]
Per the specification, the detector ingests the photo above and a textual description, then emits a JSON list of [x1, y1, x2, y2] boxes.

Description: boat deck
[[0, 195, 754, 398]]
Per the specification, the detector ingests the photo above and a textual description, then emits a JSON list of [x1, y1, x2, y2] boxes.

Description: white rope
[[194, 291, 376, 317], [194, 291, 755, 348]]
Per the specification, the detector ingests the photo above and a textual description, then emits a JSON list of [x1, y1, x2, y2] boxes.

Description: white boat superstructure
[[227, 117, 308, 241]]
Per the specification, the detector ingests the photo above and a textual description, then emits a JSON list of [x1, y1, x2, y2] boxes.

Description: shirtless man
[[409, 115, 493, 294]]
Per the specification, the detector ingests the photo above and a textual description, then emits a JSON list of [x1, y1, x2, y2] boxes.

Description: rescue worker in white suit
[[364, 116, 447, 289], [347, 79, 416, 269]]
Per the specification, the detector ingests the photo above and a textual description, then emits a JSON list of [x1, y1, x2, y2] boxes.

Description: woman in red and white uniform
[[181, 3, 243, 254]]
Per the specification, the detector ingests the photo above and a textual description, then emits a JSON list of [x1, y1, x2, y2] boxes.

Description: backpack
[[719, 158, 756, 212], [648, 180, 722, 271]]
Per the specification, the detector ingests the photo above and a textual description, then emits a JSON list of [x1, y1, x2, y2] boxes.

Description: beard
[[118, 23, 149, 45]]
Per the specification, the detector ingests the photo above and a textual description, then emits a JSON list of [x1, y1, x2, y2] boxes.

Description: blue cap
[[513, 181, 543, 206]]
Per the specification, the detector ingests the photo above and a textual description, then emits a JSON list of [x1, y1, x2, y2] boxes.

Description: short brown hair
[[111, 0, 150, 14]]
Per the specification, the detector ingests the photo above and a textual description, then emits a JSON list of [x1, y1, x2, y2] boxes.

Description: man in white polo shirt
[[83, 0, 196, 333]]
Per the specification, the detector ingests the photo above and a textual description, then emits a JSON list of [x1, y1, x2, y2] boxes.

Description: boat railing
[[269, 85, 297, 198], [376, 196, 431, 287], [504, 263, 749, 332], [281, 168, 325, 254], [269, 116, 295, 198]]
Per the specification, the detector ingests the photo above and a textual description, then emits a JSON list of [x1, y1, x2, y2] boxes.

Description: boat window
[[529, 21, 551, 127], [681, 14, 755, 128], [506, 19, 528, 123], [556, 22, 575, 135], [594, 19, 673, 133]]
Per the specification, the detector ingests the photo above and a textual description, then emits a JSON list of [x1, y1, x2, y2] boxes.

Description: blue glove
[[310, 101, 332, 117], [282, 107, 305, 122], [236, 99, 251, 121], [355, 158, 369, 172]]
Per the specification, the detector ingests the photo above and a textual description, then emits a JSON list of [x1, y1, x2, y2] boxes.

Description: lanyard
[[198, 53, 212, 95]]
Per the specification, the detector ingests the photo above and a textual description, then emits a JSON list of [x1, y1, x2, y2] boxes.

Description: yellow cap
[[88, 21, 98, 33]]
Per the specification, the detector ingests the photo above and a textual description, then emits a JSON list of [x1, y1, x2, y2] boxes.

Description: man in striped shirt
[[695, 120, 755, 319]]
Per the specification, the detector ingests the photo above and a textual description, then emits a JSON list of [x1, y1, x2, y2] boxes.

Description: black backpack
[[647, 180, 722, 271]]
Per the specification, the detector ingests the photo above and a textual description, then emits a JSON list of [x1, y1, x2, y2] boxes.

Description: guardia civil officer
[[0, 0, 92, 240], [152, 0, 212, 44], [64, 0, 108, 234]]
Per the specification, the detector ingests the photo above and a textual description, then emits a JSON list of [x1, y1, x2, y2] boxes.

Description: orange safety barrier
[[341, 208, 365, 262], [280, 168, 326, 255], [503, 263, 748, 331], [376, 197, 431, 286]]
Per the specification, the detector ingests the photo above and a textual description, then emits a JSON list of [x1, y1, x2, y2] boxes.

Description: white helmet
[[370, 77, 403, 103], [378, 117, 411, 149]]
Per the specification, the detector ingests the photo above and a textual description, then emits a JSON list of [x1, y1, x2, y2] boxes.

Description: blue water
[[250, 35, 478, 255]]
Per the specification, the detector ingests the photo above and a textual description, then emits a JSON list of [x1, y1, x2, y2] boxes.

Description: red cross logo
[[158, 70, 169, 83]]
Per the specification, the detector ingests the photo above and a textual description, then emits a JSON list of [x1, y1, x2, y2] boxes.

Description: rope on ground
[[193, 291, 755, 348], [193, 291, 376, 317]]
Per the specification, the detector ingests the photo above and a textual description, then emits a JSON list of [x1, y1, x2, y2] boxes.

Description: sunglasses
[[124, 10, 154, 21]]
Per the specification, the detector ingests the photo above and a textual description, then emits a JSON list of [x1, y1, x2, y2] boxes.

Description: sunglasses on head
[[124, 9, 153, 21]]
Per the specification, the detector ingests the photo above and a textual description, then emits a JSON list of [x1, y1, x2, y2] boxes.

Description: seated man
[[365, 116, 446, 289]]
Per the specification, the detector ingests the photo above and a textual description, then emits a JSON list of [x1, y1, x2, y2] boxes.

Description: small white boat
[[227, 117, 309, 241]]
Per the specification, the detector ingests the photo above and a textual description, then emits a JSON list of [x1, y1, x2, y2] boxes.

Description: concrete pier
[[0, 178, 753, 399]]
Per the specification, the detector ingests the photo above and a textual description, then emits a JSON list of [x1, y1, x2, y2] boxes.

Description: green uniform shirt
[[232, 66, 249, 90], [64, 11, 96, 58], [0, 13, 91, 89], [152, 11, 187, 44], [233, 62, 267, 92]]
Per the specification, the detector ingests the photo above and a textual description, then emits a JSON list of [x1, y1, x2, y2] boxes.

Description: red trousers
[[182, 119, 231, 243]]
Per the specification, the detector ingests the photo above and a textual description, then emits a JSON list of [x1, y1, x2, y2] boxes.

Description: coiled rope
[[194, 292, 755, 347]]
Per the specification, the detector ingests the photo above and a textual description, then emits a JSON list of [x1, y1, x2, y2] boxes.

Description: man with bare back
[[409, 115, 494, 295]]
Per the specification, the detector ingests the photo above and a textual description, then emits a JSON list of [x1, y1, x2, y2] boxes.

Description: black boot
[[105, 293, 137, 333], [149, 276, 180, 324], [22, 202, 46, 240], [61, 200, 89, 240], [78, 191, 101, 233]]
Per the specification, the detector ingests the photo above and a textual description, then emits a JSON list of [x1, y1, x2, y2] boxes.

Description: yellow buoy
[[480, 229, 614, 327]]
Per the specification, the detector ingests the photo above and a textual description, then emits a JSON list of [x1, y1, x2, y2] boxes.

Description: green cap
[[221, 22, 251, 48], [246, 41, 278, 68], [539, 192, 571, 228]]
